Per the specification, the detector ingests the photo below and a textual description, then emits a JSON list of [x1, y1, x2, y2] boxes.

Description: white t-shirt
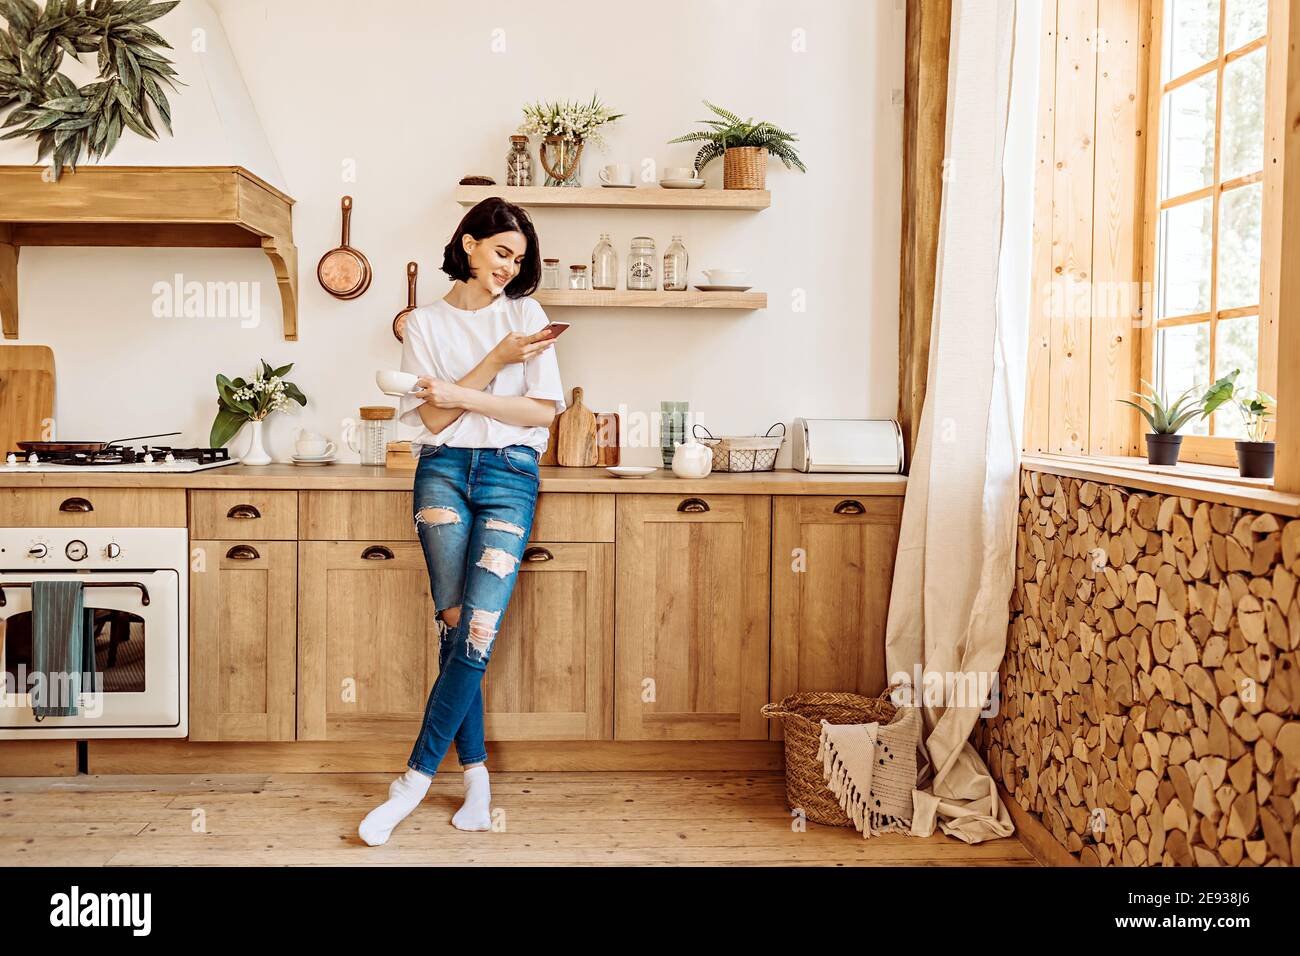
[[398, 294, 566, 456]]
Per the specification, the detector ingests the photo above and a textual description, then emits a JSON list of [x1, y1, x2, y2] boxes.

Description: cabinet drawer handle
[[226, 544, 261, 560], [59, 496, 93, 513], [362, 545, 395, 560], [227, 504, 262, 519], [523, 546, 554, 562], [677, 497, 709, 513], [833, 499, 865, 515]]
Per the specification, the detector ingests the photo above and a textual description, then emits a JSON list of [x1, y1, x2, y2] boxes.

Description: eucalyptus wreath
[[0, 0, 181, 180]]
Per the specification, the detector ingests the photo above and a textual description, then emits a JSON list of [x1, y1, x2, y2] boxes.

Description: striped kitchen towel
[[30, 580, 91, 719], [816, 703, 921, 838]]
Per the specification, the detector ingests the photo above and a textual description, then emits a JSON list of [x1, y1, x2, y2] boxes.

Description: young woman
[[359, 197, 565, 845]]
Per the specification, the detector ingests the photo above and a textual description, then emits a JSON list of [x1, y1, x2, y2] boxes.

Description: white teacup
[[663, 167, 700, 181], [599, 163, 632, 185], [376, 369, 419, 396], [703, 268, 748, 286], [295, 438, 335, 458]]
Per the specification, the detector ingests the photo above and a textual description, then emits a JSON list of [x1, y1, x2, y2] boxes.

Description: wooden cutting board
[[555, 386, 597, 466], [0, 345, 54, 452], [596, 411, 620, 466]]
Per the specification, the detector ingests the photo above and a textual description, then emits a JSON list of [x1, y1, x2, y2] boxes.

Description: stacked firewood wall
[[976, 471, 1300, 866]]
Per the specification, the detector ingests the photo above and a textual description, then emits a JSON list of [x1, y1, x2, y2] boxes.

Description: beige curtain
[[885, 0, 1041, 844]]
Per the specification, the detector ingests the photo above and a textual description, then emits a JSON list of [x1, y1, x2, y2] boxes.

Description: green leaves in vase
[[211, 359, 307, 449]]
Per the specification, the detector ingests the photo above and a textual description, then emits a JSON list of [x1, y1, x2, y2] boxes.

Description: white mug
[[663, 166, 700, 181], [599, 163, 632, 186], [376, 369, 419, 396]]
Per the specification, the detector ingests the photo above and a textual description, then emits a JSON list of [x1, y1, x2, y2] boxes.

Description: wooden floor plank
[[0, 771, 1037, 867]]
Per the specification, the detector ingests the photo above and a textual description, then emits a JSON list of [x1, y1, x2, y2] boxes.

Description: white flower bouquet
[[210, 359, 307, 448]]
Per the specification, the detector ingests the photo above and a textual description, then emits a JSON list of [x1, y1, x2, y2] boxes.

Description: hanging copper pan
[[317, 196, 372, 299], [392, 262, 418, 342]]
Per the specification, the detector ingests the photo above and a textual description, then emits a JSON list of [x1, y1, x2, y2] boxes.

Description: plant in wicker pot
[[1201, 368, 1277, 478], [517, 93, 623, 187], [667, 100, 806, 189], [1117, 381, 1203, 465]]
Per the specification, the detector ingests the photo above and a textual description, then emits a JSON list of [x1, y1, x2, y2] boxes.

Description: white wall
[[5, 0, 903, 466]]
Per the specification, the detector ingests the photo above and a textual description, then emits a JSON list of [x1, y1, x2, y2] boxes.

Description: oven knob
[[105, 542, 121, 559], [28, 543, 47, 558], [66, 540, 88, 561]]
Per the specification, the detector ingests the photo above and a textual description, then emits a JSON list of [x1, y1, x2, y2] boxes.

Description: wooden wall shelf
[[533, 290, 766, 309], [0, 165, 298, 340], [455, 184, 770, 210]]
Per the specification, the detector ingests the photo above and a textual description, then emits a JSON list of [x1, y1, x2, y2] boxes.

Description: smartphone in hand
[[537, 321, 571, 340]]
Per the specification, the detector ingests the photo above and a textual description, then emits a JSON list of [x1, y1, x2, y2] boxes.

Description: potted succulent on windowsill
[[1118, 381, 1204, 465], [1201, 369, 1277, 478], [667, 101, 806, 189]]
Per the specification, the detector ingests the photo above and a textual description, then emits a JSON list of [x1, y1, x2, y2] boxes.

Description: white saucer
[[659, 178, 705, 189], [605, 465, 657, 478], [291, 455, 337, 466], [694, 284, 752, 292], [599, 183, 636, 188]]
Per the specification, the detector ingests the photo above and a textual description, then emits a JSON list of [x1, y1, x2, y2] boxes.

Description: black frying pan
[[16, 431, 182, 453]]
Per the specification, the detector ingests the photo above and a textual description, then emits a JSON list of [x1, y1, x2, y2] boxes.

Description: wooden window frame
[[1138, 0, 1283, 466]]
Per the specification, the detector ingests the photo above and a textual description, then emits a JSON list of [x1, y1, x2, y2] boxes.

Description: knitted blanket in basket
[[816, 705, 920, 838]]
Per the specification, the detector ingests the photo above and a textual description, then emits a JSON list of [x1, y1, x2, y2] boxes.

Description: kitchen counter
[[0, 463, 908, 494]]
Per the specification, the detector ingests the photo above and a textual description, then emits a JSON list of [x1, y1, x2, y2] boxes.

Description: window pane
[[1224, 0, 1267, 52], [1221, 47, 1266, 180], [1213, 315, 1260, 437], [1218, 181, 1263, 310], [1156, 323, 1211, 435], [1161, 72, 1217, 198], [1159, 197, 1213, 317], [1166, 0, 1220, 81]]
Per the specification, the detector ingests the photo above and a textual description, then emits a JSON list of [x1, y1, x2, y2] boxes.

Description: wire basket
[[693, 423, 785, 472]]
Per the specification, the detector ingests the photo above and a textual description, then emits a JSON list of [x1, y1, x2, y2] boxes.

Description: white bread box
[[790, 418, 904, 473]]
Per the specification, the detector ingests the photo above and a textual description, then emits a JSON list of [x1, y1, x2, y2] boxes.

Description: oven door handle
[[0, 581, 151, 607]]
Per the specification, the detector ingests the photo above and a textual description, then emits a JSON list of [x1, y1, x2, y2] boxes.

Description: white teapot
[[671, 436, 713, 479]]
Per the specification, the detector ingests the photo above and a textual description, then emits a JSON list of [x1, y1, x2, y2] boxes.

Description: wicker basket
[[694, 423, 785, 472], [723, 146, 768, 189], [761, 686, 900, 827]]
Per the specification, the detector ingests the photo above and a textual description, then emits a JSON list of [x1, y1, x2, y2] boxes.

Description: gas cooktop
[[3, 446, 242, 473]]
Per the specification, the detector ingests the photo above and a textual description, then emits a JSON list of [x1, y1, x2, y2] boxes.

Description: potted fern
[[1201, 369, 1277, 478], [667, 101, 806, 189], [1118, 381, 1203, 465]]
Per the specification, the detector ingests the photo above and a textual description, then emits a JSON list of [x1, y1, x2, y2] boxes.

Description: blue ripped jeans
[[407, 443, 540, 776]]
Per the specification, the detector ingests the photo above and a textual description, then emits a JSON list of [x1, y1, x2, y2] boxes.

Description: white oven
[[0, 528, 187, 738]]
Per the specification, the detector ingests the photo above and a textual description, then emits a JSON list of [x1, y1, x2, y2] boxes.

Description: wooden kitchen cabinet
[[189, 540, 297, 741], [770, 495, 901, 738], [474, 542, 614, 740], [296, 540, 438, 741], [614, 494, 771, 740]]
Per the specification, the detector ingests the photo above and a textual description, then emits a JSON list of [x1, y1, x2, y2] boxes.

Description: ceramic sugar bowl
[[671, 436, 713, 479]]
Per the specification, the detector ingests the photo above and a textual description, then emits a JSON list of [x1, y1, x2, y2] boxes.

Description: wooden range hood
[[0, 165, 298, 340]]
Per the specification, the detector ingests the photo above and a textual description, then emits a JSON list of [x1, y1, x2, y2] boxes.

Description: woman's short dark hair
[[441, 197, 541, 298]]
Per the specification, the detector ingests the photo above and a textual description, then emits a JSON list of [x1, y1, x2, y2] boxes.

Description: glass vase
[[541, 136, 584, 187]]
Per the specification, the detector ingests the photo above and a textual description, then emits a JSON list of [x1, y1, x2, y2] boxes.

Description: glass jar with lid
[[541, 258, 561, 290], [568, 264, 589, 290], [350, 406, 395, 466], [506, 135, 533, 187], [627, 236, 656, 291]]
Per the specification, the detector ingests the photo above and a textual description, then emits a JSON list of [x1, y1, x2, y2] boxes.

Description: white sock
[[451, 765, 492, 831], [358, 768, 432, 846]]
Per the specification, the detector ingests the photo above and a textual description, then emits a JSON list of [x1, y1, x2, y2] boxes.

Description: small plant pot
[[1235, 440, 1275, 479], [1144, 433, 1183, 465], [723, 146, 767, 189]]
